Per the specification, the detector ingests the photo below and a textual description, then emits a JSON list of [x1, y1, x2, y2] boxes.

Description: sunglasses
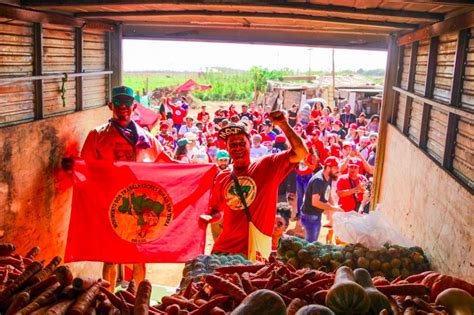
[[112, 99, 134, 107]]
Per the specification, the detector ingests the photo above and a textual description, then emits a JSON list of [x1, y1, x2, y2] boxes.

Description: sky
[[123, 39, 387, 72]]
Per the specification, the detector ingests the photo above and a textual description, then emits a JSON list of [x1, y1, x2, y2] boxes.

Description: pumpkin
[[325, 266, 370, 314], [354, 268, 393, 315], [230, 289, 287, 315], [296, 305, 335, 315]]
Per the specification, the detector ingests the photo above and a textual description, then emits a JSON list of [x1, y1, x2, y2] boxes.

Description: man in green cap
[[79, 85, 174, 289], [216, 150, 231, 171]]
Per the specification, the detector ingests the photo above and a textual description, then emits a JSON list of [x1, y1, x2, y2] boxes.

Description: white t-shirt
[[250, 146, 269, 160]]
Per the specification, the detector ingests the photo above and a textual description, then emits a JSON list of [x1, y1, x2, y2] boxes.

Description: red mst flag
[[175, 79, 212, 93], [65, 160, 217, 263], [133, 103, 159, 130]]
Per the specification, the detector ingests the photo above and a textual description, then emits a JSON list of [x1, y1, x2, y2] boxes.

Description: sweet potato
[[134, 280, 152, 315]]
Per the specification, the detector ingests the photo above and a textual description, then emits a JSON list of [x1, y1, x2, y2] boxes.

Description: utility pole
[[332, 48, 336, 108]]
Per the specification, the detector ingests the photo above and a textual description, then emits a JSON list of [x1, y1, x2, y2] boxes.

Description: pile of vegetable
[[180, 254, 252, 288], [277, 236, 430, 280]]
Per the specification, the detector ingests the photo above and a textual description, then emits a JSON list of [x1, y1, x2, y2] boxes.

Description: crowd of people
[[147, 96, 380, 246]]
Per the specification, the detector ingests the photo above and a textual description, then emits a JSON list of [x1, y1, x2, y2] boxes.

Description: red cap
[[160, 120, 170, 128], [344, 104, 351, 110], [275, 134, 287, 144], [312, 129, 321, 136], [348, 158, 360, 167], [357, 126, 367, 132], [333, 120, 342, 126], [308, 121, 316, 126], [323, 156, 339, 167], [350, 123, 358, 129]]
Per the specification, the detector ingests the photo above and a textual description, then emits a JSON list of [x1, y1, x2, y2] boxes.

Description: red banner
[[175, 79, 212, 93], [133, 103, 159, 129], [65, 160, 217, 263]]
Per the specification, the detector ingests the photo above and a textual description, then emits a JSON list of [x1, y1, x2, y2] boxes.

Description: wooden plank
[[451, 28, 470, 106], [402, 42, 418, 135], [33, 22, 43, 120], [111, 22, 122, 87], [0, 3, 114, 31], [76, 27, 83, 111], [443, 112, 459, 169], [419, 36, 439, 149], [392, 86, 474, 120], [398, 10, 474, 46], [391, 44, 405, 124]]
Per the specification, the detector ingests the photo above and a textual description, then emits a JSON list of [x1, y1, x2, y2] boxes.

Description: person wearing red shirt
[[260, 120, 277, 142], [166, 98, 187, 130], [336, 159, 368, 212], [228, 104, 238, 119], [340, 143, 373, 175], [202, 111, 308, 259], [311, 131, 328, 164], [197, 105, 210, 122]]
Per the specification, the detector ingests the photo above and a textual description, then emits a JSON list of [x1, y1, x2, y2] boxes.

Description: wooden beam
[[75, 10, 419, 30], [371, 34, 400, 208], [0, 3, 114, 31], [33, 23, 43, 120], [443, 28, 471, 169], [75, 27, 83, 112], [122, 24, 389, 50], [110, 23, 123, 87], [402, 42, 418, 135], [393, 87, 474, 120], [398, 10, 474, 46], [20, 1, 445, 21], [419, 36, 439, 149], [391, 45, 405, 124], [385, 0, 474, 6]]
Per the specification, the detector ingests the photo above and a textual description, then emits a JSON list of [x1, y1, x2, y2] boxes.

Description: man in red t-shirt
[[202, 111, 308, 258], [197, 105, 210, 122], [336, 159, 368, 212], [166, 98, 187, 130]]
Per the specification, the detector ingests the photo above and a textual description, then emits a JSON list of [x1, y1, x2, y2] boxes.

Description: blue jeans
[[301, 213, 322, 242], [296, 174, 312, 217]]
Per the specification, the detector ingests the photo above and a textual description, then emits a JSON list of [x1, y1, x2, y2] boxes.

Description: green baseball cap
[[216, 150, 230, 160], [112, 86, 134, 100]]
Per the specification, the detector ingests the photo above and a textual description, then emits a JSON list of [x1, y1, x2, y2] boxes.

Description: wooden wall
[[0, 19, 111, 127], [392, 28, 473, 190]]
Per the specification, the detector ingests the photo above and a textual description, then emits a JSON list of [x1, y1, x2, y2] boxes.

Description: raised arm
[[269, 110, 308, 163]]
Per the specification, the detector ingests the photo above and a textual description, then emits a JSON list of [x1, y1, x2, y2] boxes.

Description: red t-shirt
[[197, 112, 210, 122], [311, 110, 321, 118], [169, 104, 186, 125], [336, 174, 367, 212], [211, 151, 296, 256], [295, 154, 318, 176], [252, 111, 263, 126], [342, 158, 365, 175]]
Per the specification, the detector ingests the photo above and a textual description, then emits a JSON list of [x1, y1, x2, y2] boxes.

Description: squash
[[296, 305, 335, 315], [354, 268, 393, 315], [435, 288, 474, 315], [325, 266, 370, 314], [230, 289, 287, 315]]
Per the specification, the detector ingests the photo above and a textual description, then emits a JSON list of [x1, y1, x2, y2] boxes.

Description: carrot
[[119, 293, 131, 315], [250, 278, 267, 288], [72, 277, 103, 290], [182, 280, 194, 299], [253, 263, 276, 278], [413, 297, 435, 312], [420, 273, 440, 288], [286, 297, 307, 315], [209, 306, 226, 315], [215, 264, 265, 274], [0, 260, 43, 303], [54, 266, 73, 287], [376, 284, 430, 296], [0, 256, 22, 265], [0, 269, 8, 285], [0, 244, 16, 256], [166, 304, 181, 315], [16, 282, 61, 314], [391, 275, 403, 284], [240, 272, 255, 294], [99, 286, 122, 309], [26, 246, 41, 260], [405, 271, 435, 283], [287, 277, 334, 298], [31, 305, 52, 314], [162, 296, 198, 311], [67, 281, 101, 315], [60, 285, 82, 300], [27, 274, 58, 298], [403, 306, 417, 315], [126, 279, 137, 295], [232, 272, 244, 290], [117, 289, 136, 305], [28, 256, 62, 285], [274, 270, 316, 294], [312, 289, 328, 305], [5, 291, 30, 315], [22, 257, 34, 266], [204, 274, 247, 302], [190, 295, 229, 315], [45, 299, 75, 314]]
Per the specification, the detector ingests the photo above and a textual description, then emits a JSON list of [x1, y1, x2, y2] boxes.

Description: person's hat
[[177, 138, 190, 147], [344, 103, 351, 110], [308, 121, 316, 126], [333, 120, 343, 126], [185, 132, 197, 141], [312, 129, 321, 137], [263, 119, 272, 126], [218, 124, 249, 141], [357, 126, 367, 132], [112, 86, 134, 100], [323, 156, 339, 167], [275, 135, 287, 144], [342, 141, 353, 148], [262, 140, 272, 147], [185, 116, 194, 121], [221, 119, 230, 127], [359, 112, 366, 117], [360, 136, 370, 144], [160, 120, 170, 128], [348, 158, 360, 167], [350, 123, 359, 129], [231, 115, 240, 123], [216, 150, 230, 160]]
